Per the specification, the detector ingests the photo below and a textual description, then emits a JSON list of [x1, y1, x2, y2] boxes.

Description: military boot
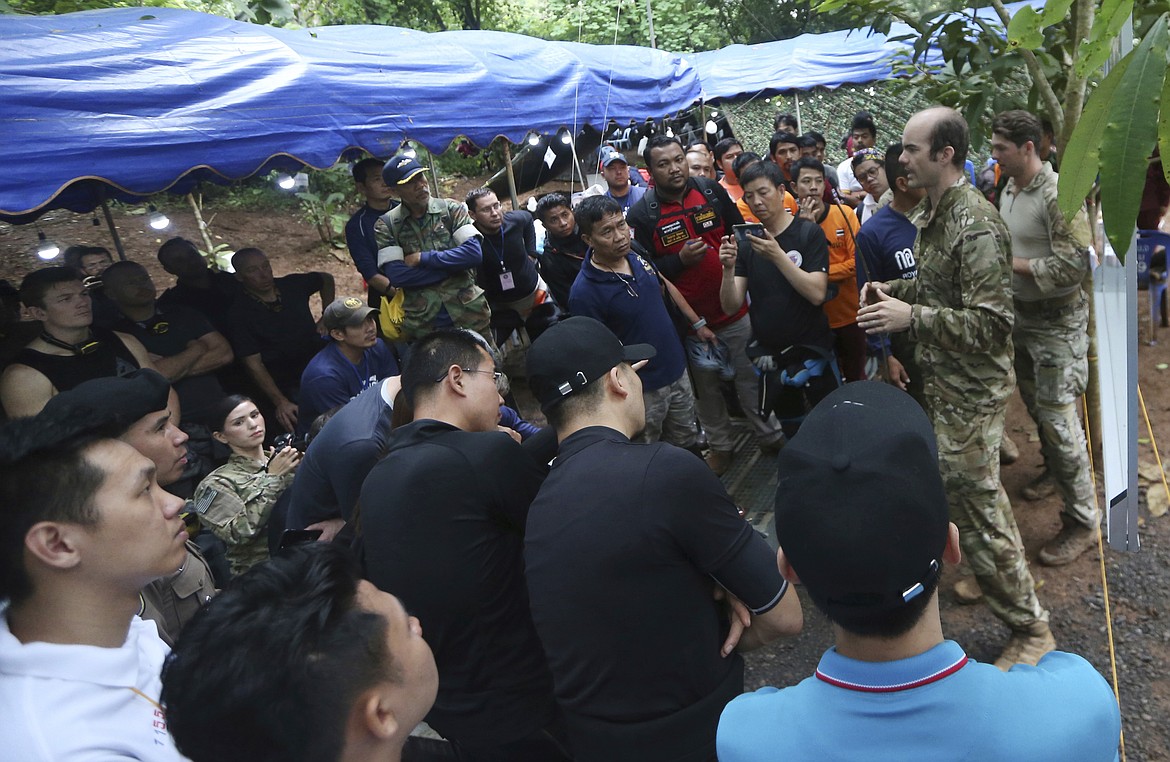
[[994, 621, 1056, 671], [705, 449, 732, 477], [1021, 469, 1057, 501], [1039, 517, 1098, 566], [953, 577, 984, 604], [999, 435, 1019, 464]]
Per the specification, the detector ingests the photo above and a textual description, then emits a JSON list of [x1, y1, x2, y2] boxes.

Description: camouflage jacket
[[374, 198, 490, 339], [1000, 162, 1091, 302], [194, 453, 294, 575], [888, 179, 1016, 410]]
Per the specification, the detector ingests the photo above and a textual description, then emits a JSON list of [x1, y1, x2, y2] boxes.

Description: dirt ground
[[3, 196, 1169, 760]]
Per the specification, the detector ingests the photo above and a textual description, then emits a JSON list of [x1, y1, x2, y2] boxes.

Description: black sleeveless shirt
[[14, 327, 141, 392]]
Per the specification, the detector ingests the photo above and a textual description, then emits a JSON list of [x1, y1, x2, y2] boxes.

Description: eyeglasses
[[856, 165, 884, 182], [435, 366, 508, 393]]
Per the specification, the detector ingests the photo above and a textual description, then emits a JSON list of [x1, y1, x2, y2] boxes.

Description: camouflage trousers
[[641, 370, 699, 448], [1015, 293, 1097, 529], [400, 273, 492, 343], [929, 399, 1049, 630]]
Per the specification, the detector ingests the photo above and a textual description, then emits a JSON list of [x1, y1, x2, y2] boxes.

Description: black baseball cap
[[382, 153, 428, 186], [42, 368, 172, 436], [774, 381, 949, 622], [526, 316, 655, 412]]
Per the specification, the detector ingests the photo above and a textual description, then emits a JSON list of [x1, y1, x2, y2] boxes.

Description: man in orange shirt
[[792, 157, 865, 382]]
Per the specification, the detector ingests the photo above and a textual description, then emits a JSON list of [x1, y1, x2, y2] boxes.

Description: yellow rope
[[1082, 397, 1124, 761], [1138, 386, 1170, 505]]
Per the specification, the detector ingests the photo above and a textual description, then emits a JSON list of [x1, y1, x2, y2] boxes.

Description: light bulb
[[148, 206, 170, 230], [560, 132, 572, 145], [403, 148, 417, 159], [527, 134, 541, 146], [276, 174, 296, 190], [705, 120, 717, 134], [36, 232, 60, 261]]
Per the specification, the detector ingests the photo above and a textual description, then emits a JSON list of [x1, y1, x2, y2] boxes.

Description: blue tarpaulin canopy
[[0, 2, 1035, 222], [0, 8, 698, 221], [688, 1, 1037, 102]]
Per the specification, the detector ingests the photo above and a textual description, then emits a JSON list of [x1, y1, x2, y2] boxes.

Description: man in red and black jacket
[[628, 135, 787, 475]]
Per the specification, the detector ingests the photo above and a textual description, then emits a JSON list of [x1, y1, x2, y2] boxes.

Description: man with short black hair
[[227, 247, 334, 434], [0, 266, 156, 419], [858, 107, 1052, 668], [838, 112, 878, 201], [524, 316, 802, 760], [466, 187, 541, 322], [719, 161, 836, 437], [686, 141, 718, 179], [161, 543, 441, 762], [375, 153, 493, 343], [991, 108, 1096, 566], [103, 260, 233, 426], [714, 137, 746, 202], [345, 156, 399, 307], [773, 112, 799, 133], [298, 297, 400, 437], [534, 193, 588, 309], [41, 369, 219, 645], [855, 142, 924, 391], [572, 194, 706, 451], [769, 131, 801, 187], [357, 329, 569, 759], [0, 404, 189, 760], [600, 146, 646, 215], [717, 381, 1121, 762], [156, 237, 243, 336], [629, 136, 786, 465], [791, 156, 865, 383]]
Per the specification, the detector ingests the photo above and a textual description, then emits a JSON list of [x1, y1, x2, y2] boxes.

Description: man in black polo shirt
[[466, 187, 541, 326], [524, 316, 803, 761], [534, 192, 587, 310], [156, 237, 243, 337], [356, 329, 569, 760], [226, 248, 334, 435], [102, 261, 233, 426]]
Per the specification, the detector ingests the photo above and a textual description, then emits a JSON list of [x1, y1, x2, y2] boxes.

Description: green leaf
[[1058, 55, 1131, 223], [1162, 66, 1170, 187], [1007, 6, 1045, 49], [1099, 13, 1169, 260], [1076, 0, 1136, 78]]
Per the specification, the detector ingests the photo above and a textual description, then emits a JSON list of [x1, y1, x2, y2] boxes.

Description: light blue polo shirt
[[717, 640, 1121, 761]]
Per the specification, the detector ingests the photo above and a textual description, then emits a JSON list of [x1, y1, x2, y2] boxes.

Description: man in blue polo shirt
[[568, 195, 711, 449], [297, 297, 400, 436], [717, 381, 1121, 762], [855, 142, 923, 393]]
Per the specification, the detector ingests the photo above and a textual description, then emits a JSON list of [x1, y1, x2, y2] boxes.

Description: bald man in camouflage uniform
[[375, 153, 493, 343], [858, 107, 1052, 670], [991, 110, 1096, 567]]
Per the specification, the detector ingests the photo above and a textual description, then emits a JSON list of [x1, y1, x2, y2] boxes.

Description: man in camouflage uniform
[[858, 107, 1053, 670], [375, 154, 492, 342], [991, 110, 1097, 567]]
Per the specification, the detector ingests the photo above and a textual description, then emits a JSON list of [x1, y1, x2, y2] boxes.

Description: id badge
[[499, 271, 515, 290]]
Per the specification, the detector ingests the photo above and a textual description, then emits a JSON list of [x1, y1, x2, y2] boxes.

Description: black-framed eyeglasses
[[435, 366, 507, 393]]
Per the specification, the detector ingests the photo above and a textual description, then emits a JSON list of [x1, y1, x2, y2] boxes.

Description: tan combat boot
[[1021, 469, 1057, 501], [1038, 518, 1098, 566], [999, 435, 1019, 465], [704, 449, 732, 476], [994, 621, 1056, 671], [953, 577, 984, 604]]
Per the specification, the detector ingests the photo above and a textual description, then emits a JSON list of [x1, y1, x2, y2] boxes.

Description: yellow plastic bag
[[379, 288, 405, 341]]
